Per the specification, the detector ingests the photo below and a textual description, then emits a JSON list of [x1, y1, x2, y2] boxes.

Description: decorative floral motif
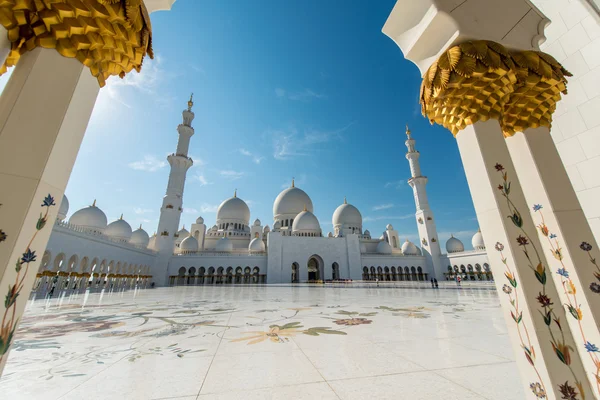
[[231, 322, 346, 344], [530, 382, 546, 399], [536, 293, 553, 308], [516, 235, 529, 246], [584, 342, 599, 353], [495, 242, 504, 252], [1, 194, 55, 362], [558, 381, 579, 400], [580, 242, 592, 252], [333, 318, 372, 326], [0, 229, 6, 243], [557, 268, 569, 278], [502, 284, 512, 294], [533, 204, 543, 212]]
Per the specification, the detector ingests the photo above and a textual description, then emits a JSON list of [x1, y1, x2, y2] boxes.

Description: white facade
[[38, 100, 492, 288]]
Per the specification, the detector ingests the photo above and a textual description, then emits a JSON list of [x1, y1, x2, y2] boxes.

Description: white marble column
[[457, 120, 594, 399], [0, 47, 99, 372], [507, 127, 600, 397]]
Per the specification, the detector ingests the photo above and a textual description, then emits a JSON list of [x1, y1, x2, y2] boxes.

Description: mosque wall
[[360, 255, 429, 279], [167, 254, 268, 277], [532, 0, 600, 241], [46, 223, 157, 274], [441, 251, 490, 277], [266, 233, 361, 283]]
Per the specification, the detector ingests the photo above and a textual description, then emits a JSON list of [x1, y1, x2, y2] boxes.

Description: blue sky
[[1, 0, 479, 248]]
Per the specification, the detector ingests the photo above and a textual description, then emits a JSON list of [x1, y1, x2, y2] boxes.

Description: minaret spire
[[404, 126, 443, 280], [155, 96, 196, 257]]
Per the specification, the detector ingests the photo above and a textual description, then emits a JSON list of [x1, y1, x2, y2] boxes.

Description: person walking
[[434, 278, 439, 288]]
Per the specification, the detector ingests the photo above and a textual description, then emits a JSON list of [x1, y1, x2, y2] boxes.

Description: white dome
[[263, 225, 270, 233], [386, 224, 394, 231], [58, 194, 69, 221], [292, 210, 321, 234], [446, 235, 465, 253], [274, 221, 281, 229], [376, 240, 393, 254], [332, 200, 362, 228], [364, 229, 370, 236], [273, 184, 313, 221], [248, 238, 266, 253], [69, 201, 107, 232], [130, 226, 150, 247], [105, 216, 133, 240], [180, 235, 199, 252], [216, 237, 233, 252], [217, 195, 250, 224], [472, 230, 485, 250], [196, 216, 204, 224], [254, 219, 261, 226], [401, 239, 419, 255], [178, 226, 189, 236]]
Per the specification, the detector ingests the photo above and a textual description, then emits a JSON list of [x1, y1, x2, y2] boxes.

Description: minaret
[[155, 95, 195, 255], [405, 125, 443, 279]]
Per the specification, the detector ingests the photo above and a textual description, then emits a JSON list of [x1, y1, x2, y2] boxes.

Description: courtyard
[[0, 284, 522, 399]]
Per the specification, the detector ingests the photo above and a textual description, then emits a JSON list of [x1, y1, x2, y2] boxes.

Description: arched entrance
[[332, 262, 340, 280], [307, 255, 323, 282], [291, 262, 299, 283]]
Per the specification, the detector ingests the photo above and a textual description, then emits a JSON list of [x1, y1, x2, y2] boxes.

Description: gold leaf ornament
[[0, 0, 153, 87]]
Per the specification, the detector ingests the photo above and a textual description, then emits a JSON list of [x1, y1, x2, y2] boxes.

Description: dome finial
[[451, 233, 454, 238], [292, 177, 295, 188], [303, 204, 307, 212], [119, 213, 123, 220], [344, 196, 347, 205], [139, 224, 142, 229], [234, 188, 237, 198], [92, 199, 96, 207], [188, 93, 194, 111], [406, 124, 412, 138]]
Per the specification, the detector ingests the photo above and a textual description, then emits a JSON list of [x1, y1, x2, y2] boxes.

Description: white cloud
[[239, 148, 265, 164], [194, 173, 212, 187], [219, 170, 245, 180], [372, 203, 394, 211], [183, 207, 199, 214], [275, 87, 326, 101], [128, 155, 167, 172], [134, 207, 154, 215], [189, 155, 207, 167], [271, 123, 354, 161], [362, 214, 413, 223], [384, 180, 405, 189], [200, 203, 218, 213]]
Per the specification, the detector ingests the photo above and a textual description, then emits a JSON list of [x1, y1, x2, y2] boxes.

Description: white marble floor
[[0, 284, 524, 399]]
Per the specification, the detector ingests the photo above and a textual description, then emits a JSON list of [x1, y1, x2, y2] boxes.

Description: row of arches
[[362, 266, 427, 281], [446, 264, 493, 281], [33, 250, 152, 295], [219, 222, 246, 231], [169, 266, 266, 285]]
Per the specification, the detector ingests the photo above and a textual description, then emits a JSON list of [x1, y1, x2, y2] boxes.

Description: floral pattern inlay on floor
[[0, 284, 523, 400]]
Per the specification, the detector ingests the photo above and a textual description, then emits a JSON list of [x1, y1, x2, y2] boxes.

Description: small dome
[[180, 235, 199, 252], [386, 224, 394, 231], [57, 194, 69, 221], [332, 200, 362, 228], [401, 239, 419, 255], [327, 232, 333, 238], [360, 242, 367, 253], [130, 225, 150, 247], [105, 216, 133, 240], [178, 226, 189, 236], [292, 210, 321, 234], [254, 219, 261, 226], [248, 238, 266, 253], [263, 225, 270, 233], [69, 201, 107, 232], [215, 237, 233, 252], [376, 240, 393, 254], [210, 225, 218, 231], [364, 229, 370, 236], [217, 195, 250, 225], [472, 230, 485, 250], [273, 184, 314, 221], [446, 235, 465, 253], [196, 216, 204, 224], [274, 221, 281, 230]]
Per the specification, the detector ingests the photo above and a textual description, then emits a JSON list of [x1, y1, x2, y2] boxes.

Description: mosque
[[33, 97, 491, 292]]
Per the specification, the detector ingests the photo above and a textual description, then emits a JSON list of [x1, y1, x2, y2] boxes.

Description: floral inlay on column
[[0, 194, 55, 362], [533, 205, 600, 395], [495, 164, 585, 399]]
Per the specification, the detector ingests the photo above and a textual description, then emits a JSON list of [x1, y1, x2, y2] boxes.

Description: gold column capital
[[420, 40, 571, 137], [0, 0, 153, 87]]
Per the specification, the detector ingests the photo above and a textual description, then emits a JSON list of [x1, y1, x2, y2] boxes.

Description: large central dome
[[273, 182, 313, 221], [216, 194, 250, 224]]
